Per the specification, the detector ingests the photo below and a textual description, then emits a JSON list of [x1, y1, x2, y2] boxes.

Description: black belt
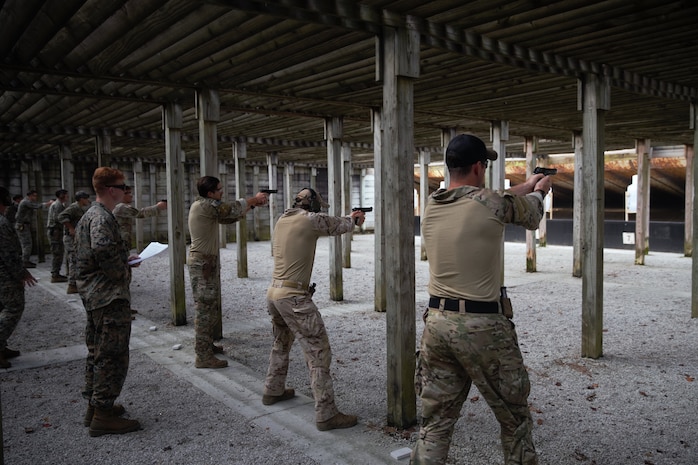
[[428, 297, 500, 314]]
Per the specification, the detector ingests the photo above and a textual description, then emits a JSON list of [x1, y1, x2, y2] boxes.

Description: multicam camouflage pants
[[411, 309, 538, 465], [264, 294, 339, 423], [188, 252, 221, 358], [0, 280, 25, 349], [82, 299, 132, 409], [48, 226, 64, 276]]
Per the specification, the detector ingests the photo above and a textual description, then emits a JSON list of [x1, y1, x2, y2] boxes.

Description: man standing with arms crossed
[[411, 134, 552, 465], [262, 187, 365, 432], [47, 189, 69, 283], [75, 168, 141, 436], [188, 176, 268, 369]]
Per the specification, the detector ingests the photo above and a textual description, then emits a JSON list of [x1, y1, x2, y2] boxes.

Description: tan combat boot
[[316, 412, 358, 431], [195, 355, 228, 369], [84, 403, 126, 427], [89, 407, 140, 437], [66, 283, 78, 294]]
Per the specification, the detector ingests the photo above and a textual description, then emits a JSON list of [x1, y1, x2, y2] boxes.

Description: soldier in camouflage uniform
[[14, 190, 53, 268], [113, 186, 167, 251], [75, 168, 141, 437], [188, 176, 268, 369], [4, 194, 23, 224], [411, 134, 552, 465], [47, 189, 69, 282], [58, 191, 92, 294], [262, 188, 365, 432], [0, 186, 38, 369]]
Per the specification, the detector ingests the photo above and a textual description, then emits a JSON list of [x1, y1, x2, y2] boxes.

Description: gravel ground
[[1, 234, 696, 465]]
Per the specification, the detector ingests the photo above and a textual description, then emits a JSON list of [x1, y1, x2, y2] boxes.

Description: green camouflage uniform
[[0, 214, 27, 350], [411, 186, 544, 465], [14, 197, 43, 262], [264, 208, 354, 422], [75, 202, 132, 410], [46, 199, 66, 277], [187, 196, 247, 358], [113, 202, 161, 250], [58, 201, 89, 287]]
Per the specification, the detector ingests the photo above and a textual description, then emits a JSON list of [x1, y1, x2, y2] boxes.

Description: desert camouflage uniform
[[46, 199, 66, 277], [264, 208, 355, 422], [0, 214, 27, 350], [58, 201, 89, 287], [14, 197, 43, 263], [187, 196, 248, 358], [75, 201, 132, 410], [113, 202, 160, 250], [411, 186, 544, 465]]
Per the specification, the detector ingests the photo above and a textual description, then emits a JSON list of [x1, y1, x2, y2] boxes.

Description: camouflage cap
[[75, 191, 91, 200], [295, 188, 329, 211]]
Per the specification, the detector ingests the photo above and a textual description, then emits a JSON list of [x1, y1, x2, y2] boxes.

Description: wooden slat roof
[[1, 0, 696, 171]]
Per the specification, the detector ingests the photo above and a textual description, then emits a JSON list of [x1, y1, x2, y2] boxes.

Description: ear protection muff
[[305, 187, 322, 213]]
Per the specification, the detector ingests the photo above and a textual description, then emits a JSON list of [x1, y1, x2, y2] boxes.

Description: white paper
[[128, 242, 168, 265]]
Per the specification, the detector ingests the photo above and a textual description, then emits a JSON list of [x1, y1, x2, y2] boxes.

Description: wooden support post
[[267, 153, 279, 254], [326, 117, 344, 301], [197, 88, 220, 176], [284, 163, 294, 211], [253, 165, 261, 241], [691, 101, 698, 318], [59, 145, 74, 194], [572, 131, 583, 277], [491, 121, 508, 281], [525, 136, 537, 272], [132, 160, 144, 251], [685, 144, 694, 257], [310, 166, 317, 191], [635, 139, 651, 264], [164, 103, 187, 327], [342, 145, 352, 268], [419, 150, 430, 261], [218, 161, 228, 248], [234, 141, 248, 278], [372, 109, 386, 312], [538, 154, 549, 247], [33, 160, 46, 263], [579, 73, 609, 357], [148, 163, 158, 246], [380, 24, 418, 429], [96, 135, 111, 167], [441, 128, 456, 188]]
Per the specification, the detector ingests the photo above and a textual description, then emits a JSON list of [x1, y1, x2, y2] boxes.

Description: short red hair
[[92, 167, 124, 194]]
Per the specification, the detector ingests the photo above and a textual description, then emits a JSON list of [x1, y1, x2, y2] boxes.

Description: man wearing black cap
[[262, 187, 366, 431], [411, 134, 552, 465], [58, 191, 92, 294]]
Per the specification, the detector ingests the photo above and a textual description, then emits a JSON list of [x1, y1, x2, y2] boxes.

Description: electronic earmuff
[[305, 187, 322, 213]]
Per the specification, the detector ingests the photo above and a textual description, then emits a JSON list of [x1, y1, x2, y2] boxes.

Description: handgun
[[351, 207, 372, 225], [533, 167, 557, 176], [261, 189, 278, 194]]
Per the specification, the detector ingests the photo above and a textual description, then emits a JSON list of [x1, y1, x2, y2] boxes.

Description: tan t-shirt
[[422, 186, 543, 302], [267, 208, 354, 300], [188, 196, 247, 256]]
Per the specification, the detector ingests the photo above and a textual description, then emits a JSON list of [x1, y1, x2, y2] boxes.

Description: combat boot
[[89, 407, 140, 437], [84, 403, 126, 427], [316, 412, 358, 431], [66, 283, 78, 294], [262, 388, 295, 405], [23, 261, 36, 268], [51, 274, 68, 283], [195, 355, 228, 369]]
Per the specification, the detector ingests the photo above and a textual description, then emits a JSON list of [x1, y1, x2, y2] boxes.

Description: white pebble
[[149, 326, 157, 331], [172, 344, 182, 350]]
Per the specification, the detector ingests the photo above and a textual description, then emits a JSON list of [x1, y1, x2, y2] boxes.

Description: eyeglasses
[[107, 184, 127, 191], [480, 159, 489, 169]]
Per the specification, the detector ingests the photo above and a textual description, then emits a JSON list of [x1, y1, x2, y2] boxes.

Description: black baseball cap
[[445, 134, 498, 169], [75, 191, 91, 200]]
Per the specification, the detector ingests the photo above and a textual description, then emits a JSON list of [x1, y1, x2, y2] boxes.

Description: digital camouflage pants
[[15, 225, 32, 262], [188, 252, 221, 358], [48, 226, 64, 276], [82, 299, 132, 409], [0, 280, 25, 349], [63, 235, 77, 286], [411, 309, 537, 465], [264, 294, 339, 423]]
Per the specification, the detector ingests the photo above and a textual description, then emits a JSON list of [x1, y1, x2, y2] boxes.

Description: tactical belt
[[271, 279, 307, 290], [428, 296, 500, 314]]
